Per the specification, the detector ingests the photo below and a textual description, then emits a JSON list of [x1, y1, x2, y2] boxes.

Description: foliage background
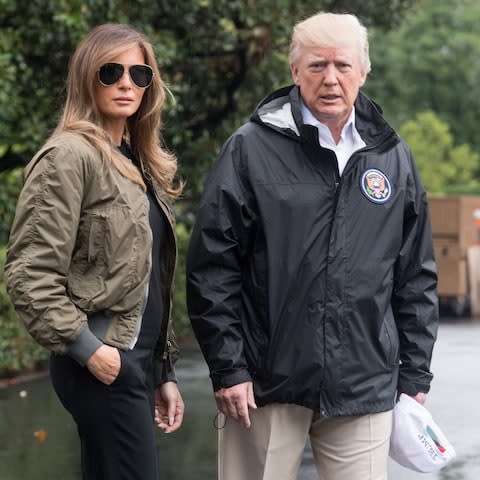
[[1, 0, 480, 374], [0, 247, 48, 375]]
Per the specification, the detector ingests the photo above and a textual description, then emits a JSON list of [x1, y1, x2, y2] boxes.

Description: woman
[[5, 23, 184, 479]]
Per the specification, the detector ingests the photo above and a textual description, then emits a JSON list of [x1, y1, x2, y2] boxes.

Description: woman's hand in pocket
[[86, 344, 121, 385]]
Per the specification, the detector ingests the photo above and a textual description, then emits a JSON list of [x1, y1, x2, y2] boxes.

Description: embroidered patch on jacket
[[360, 168, 392, 204]]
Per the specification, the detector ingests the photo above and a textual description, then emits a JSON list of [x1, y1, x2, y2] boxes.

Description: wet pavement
[[0, 318, 479, 479], [300, 319, 480, 480], [386, 319, 480, 480]]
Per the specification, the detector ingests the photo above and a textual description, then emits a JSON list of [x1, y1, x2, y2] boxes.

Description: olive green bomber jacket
[[5, 132, 178, 383]]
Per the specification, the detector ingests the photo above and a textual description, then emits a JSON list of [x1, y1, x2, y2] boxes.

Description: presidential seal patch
[[360, 168, 392, 204]]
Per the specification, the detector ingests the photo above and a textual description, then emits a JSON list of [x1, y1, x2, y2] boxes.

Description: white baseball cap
[[389, 393, 456, 473]]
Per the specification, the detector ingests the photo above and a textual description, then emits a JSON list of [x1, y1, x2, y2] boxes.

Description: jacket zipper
[[151, 189, 177, 360], [319, 133, 398, 413], [136, 160, 177, 358]]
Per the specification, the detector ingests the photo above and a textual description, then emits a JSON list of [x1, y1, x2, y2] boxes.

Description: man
[[187, 12, 438, 480]]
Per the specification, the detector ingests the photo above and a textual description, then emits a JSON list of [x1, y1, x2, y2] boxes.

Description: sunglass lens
[[99, 63, 124, 86], [129, 65, 153, 88]]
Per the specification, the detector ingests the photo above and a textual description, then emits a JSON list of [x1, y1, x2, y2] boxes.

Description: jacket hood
[[251, 85, 398, 149]]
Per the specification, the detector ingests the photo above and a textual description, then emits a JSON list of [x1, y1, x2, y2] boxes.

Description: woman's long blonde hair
[[50, 23, 182, 198]]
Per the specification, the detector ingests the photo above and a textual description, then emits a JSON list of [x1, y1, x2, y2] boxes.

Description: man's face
[[291, 46, 367, 133]]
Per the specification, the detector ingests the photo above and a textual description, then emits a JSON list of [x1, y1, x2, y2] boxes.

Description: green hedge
[[0, 246, 48, 376], [0, 168, 22, 245], [171, 221, 194, 340], [444, 185, 480, 195]]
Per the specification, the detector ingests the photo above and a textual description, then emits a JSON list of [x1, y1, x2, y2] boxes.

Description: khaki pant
[[218, 403, 392, 480]]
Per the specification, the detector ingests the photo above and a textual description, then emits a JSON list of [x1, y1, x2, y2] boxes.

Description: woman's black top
[[119, 142, 167, 349]]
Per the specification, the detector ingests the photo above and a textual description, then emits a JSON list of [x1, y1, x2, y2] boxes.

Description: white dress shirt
[[301, 103, 366, 176]]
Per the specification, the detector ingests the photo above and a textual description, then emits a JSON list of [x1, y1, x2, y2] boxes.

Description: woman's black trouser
[[50, 347, 159, 480]]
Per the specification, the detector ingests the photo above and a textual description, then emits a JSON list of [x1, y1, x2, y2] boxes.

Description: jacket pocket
[[243, 312, 269, 379], [68, 205, 150, 311], [380, 310, 399, 367], [87, 216, 106, 264], [68, 214, 106, 307]]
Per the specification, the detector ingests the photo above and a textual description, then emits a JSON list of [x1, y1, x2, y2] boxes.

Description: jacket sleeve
[[392, 145, 439, 395], [154, 333, 180, 385], [187, 133, 256, 391], [154, 350, 177, 385], [5, 142, 102, 363]]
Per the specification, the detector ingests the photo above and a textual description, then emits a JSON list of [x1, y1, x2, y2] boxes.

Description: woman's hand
[[154, 382, 185, 433], [86, 344, 121, 385]]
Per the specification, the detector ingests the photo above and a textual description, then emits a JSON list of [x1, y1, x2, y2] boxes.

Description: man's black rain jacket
[[187, 86, 438, 417]]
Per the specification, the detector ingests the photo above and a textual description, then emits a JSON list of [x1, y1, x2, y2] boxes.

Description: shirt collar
[[300, 101, 358, 144]]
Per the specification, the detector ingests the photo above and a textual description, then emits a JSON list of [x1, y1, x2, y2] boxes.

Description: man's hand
[[86, 344, 121, 385], [155, 382, 185, 433], [215, 381, 257, 428]]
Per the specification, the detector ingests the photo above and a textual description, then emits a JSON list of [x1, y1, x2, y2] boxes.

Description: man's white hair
[[289, 12, 371, 74]]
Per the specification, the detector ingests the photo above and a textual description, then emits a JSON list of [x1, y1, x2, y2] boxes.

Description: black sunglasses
[[98, 62, 154, 88]]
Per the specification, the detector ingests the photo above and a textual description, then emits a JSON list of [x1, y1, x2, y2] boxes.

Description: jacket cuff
[[397, 371, 433, 396], [211, 369, 252, 392], [66, 325, 103, 366], [154, 356, 177, 385]]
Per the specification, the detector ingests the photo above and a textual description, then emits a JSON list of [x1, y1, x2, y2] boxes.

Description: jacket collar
[[252, 85, 398, 149]]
